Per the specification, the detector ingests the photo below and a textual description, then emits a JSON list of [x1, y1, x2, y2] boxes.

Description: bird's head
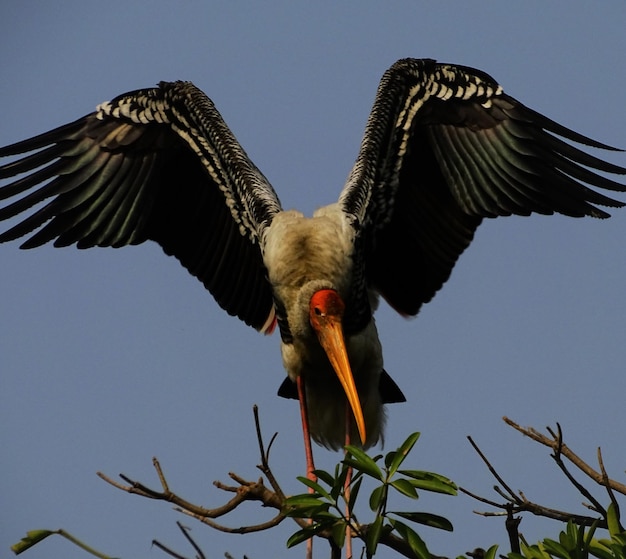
[[309, 288, 366, 445]]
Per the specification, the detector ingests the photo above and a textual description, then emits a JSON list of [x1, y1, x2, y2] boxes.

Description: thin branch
[[459, 486, 508, 513], [461, 435, 604, 528], [547, 425, 605, 515], [151, 539, 189, 559], [466, 436, 519, 501], [597, 447, 623, 529], [503, 417, 626, 496], [152, 521, 206, 559], [252, 405, 285, 500], [176, 505, 285, 534], [176, 521, 206, 559], [97, 458, 285, 534]]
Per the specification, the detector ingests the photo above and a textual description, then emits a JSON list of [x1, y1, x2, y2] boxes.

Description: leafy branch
[[461, 417, 626, 559], [283, 432, 457, 558], [10, 414, 626, 559]]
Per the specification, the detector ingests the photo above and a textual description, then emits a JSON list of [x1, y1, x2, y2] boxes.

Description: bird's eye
[[314, 307, 322, 316]]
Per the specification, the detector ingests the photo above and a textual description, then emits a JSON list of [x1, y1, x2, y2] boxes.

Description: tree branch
[[98, 459, 285, 534], [462, 416, 626, 547], [503, 417, 626, 496]]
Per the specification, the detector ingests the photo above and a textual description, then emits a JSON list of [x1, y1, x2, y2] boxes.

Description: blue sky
[[1, 3, 625, 559]]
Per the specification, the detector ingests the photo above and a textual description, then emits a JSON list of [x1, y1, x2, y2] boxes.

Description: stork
[[1, 58, 625, 468]]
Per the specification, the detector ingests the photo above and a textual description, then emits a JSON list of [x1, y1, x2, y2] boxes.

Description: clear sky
[[1, 3, 625, 559]]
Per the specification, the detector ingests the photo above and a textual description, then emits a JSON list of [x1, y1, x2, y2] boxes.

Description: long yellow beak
[[316, 315, 367, 446]]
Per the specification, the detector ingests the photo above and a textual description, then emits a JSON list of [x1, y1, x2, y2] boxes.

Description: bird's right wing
[[0, 81, 282, 332], [340, 58, 626, 318]]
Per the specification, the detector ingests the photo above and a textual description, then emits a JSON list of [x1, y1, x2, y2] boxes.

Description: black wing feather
[[0, 81, 282, 331], [342, 58, 626, 316]]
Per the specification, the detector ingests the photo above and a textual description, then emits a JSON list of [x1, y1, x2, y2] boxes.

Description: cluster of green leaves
[[282, 432, 457, 558], [507, 503, 626, 559], [463, 503, 626, 559]]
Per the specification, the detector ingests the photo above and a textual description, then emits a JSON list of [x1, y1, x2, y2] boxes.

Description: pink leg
[[296, 375, 315, 559], [296, 375, 317, 483], [344, 402, 353, 558]]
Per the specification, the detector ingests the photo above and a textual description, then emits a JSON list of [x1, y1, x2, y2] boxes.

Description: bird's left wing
[[0, 81, 281, 332], [340, 58, 626, 317]]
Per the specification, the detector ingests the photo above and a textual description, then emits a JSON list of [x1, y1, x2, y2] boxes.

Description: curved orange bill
[[316, 315, 366, 445]]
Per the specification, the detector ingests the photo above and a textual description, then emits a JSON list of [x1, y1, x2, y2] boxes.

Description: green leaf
[[399, 470, 453, 482], [12, 530, 56, 555], [366, 515, 384, 557], [286, 529, 312, 549], [587, 541, 615, 559], [387, 432, 420, 476], [286, 522, 330, 548], [390, 519, 430, 559], [283, 494, 326, 508], [283, 494, 333, 519], [390, 478, 419, 499], [519, 539, 551, 559], [483, 545, 500, 559], [519, 540, 537, 559], [385, 450, 398, 470], [565, 519, 581, 550], [542, 538, 571, 559], [391, 511, 453, 531], [343, 446, 383, 481], [296, 476, 331, 499], [313, 469, 336, 487], [399, 470, 457, 495], [331, 519, 347, 549], [310, 510, 340, 521], [330, 465, 350, 502], [369, 484, 387, 512], [584, 520, 600, 550], [607, 502, 623, 538]]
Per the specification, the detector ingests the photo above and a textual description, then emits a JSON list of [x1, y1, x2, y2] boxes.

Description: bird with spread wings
[[1, 59, 625, 472]]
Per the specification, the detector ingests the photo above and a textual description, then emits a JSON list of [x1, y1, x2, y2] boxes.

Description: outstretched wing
[[341, 58, 626, 317], [0, 81, 282, 332]]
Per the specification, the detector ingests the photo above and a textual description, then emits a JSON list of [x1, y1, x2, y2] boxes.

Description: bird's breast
[[263, 207, 356, 294], [262, 206, 357, 338]]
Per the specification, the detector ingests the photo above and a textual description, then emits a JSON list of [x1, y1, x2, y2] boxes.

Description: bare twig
[[503, 417, 626, 496], [152, 521, 205, 559], [151, 539, 188, 559], [597, 447, 623, 530], [546, 424, 605, 515], [97, 457, 285, 535], [252, 405, 285, 500], [466, 436, 519, 502], [176, 522, 206, 559], [461, 435, 605, 528]]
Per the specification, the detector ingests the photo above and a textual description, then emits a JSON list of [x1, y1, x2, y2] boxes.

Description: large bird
[[1, 58, 625, 458]]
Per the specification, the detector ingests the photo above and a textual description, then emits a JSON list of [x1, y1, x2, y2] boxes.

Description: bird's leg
[[344, 402, 353, 558], [296, 374, 317, 484], [296, 374, 315, 559]]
